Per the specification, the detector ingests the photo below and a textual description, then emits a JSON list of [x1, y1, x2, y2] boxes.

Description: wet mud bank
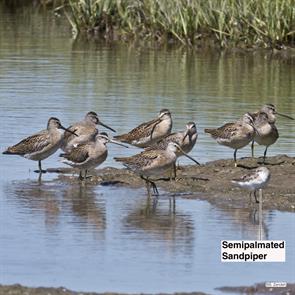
[[53, 155, 295, 212], [1, 283, 294, 295], [0, 284, 207, 295], [216, 282, 295, 294]]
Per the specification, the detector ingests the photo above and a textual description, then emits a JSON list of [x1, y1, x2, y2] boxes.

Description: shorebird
[[113, 109, 172, 148], [114, 142, 199, 197], [251, 104, 294, 160], [251, 112, 279, 163], [3, 117, 77, 173], [60, 132, 128, 180], [204, 113, 256, 167], [61, 111, 116, 151], [231, 167, 271, 203], [145, 122, 199, 177]]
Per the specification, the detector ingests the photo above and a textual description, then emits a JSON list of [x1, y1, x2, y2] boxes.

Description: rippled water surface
[[0, 5, 294, 294]]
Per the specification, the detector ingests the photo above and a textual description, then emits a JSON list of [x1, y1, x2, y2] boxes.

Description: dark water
[[0, 5, 294, 294]]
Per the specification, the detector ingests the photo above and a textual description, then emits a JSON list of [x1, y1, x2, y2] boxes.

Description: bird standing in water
[[114, 142, 199, 197], [3, 117, 77, 174], [114, 109, 172, 148]]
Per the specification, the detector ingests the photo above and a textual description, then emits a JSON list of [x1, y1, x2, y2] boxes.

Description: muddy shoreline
[[1, 283, 295, 295], [49, 155, 295, 212]]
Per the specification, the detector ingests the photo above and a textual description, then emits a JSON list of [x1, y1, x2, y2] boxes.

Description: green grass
[[63, 0, 295, 48]]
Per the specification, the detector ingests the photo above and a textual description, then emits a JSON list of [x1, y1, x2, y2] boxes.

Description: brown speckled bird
[[60, 132, 128, 180], [61, 111, 116, 151], [114, 142, 199, 196], [250, 104, 294, 161], [114, 109, 172, 148], [205, 113, 256, 167], [3, 117, 77, 173]]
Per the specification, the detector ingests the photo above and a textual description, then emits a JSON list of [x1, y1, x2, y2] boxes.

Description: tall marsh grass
[[64, 0, 295, 48]]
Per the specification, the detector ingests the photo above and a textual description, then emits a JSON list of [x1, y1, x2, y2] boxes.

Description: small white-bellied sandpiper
[[60, 132, 128, 180], [61, 111, 116, 151], [204, 113, 256, 167], [231, 167, 270, 203], [114, 109, 172, 148], [114, 142, 199, 197], [3, 117, 77, 174]]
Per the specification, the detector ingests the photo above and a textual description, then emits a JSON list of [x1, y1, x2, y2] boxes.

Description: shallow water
[[0, 5, 294, 295]]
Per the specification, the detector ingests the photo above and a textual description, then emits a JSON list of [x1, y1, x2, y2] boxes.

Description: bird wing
[[115, 150, 159, 170], [205, 122, 237, 139], [61, 143, 90, 163], [114, 117, 160, 142], [215, 123, 240, 139], [232, 171, 257, 183], [7, 130, 51, 155], [145, 132, 178, 150]]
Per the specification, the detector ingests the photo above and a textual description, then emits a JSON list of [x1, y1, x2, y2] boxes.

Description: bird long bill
[[109, 139, 129, 148], [182, 131, 189, 143], [252, 125, 260, 136], [146, 117, 161, 128], [277, 112, 295, 120], [99, 121, 116, 132], [177, 146, 200, 165], [60, 126, 79, 136]]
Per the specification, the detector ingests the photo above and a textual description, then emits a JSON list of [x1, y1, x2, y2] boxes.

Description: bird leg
[[78, 170, 83, 181], [150, 180, 159, 196], [249, 191, 252, 203], [38, 171, 42, 183], [254, 190, 259, 203], [34, 160, 47, 174], [251, 140, 255, 158], [263, 146, 268, 164], [170, 163, 177, 181], [141, 176, 159, 197], [141, 176, 152, 198], [234, 149, 238, 167]]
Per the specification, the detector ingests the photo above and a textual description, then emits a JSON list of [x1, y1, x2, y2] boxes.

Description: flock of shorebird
[[2, 104, 294, 201]]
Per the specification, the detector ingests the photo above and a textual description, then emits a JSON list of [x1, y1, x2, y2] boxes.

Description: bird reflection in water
[[61, 184, 106, 235], [5, 180, 106, 236], [217, 206, 270, 240], [123, 195, 195, 255]]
